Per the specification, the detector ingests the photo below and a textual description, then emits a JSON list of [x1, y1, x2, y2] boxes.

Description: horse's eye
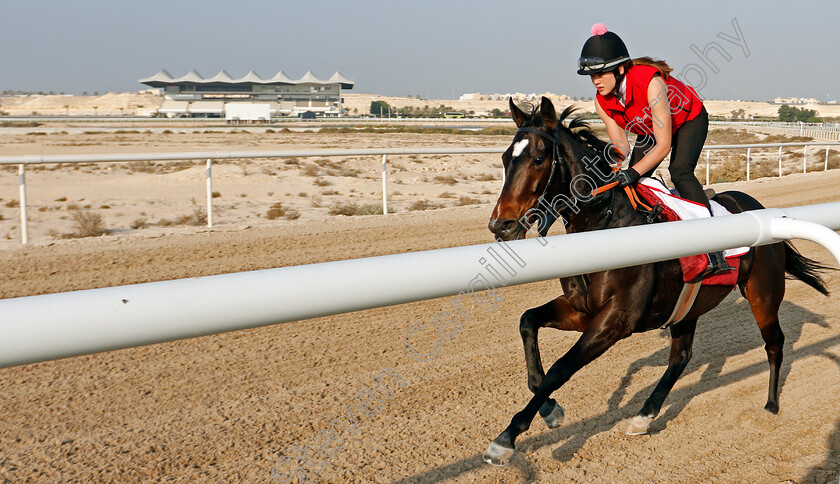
[[532, 157, 545, 166]]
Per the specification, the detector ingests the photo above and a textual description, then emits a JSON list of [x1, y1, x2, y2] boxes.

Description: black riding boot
[[700, 204, 734, 277]]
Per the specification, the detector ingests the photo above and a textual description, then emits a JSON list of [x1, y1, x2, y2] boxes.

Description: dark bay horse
[[483, 96, 834, 465]]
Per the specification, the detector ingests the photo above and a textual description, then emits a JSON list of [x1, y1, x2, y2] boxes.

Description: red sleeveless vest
[[596, 64, 703, 136]]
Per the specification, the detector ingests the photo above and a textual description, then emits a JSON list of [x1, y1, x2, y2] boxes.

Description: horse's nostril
[[489, 218, 517, 235]]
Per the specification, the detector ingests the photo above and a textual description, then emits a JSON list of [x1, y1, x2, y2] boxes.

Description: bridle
[[514, 125, 569, 215], [513, 124, 623, 233], [515, 124, 591, 233], [511, 122, 661, 235]]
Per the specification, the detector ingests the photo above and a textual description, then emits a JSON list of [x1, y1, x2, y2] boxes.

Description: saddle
[[630, 178, 750, 328], [632, 178, 748, 285]]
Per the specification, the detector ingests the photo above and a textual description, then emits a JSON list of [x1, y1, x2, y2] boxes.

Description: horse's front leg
[[485, 302, 631, 466], [519, 295, 588, 429]]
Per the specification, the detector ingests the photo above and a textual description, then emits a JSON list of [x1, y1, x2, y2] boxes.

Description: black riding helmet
[[577, 23, 631, 75]]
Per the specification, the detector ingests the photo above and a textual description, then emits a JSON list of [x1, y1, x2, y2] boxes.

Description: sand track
[[1, 171, 840, 482]]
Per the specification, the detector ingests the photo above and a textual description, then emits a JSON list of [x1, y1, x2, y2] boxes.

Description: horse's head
[[489, 96, 620, 241], [489, 97, 570, 240]]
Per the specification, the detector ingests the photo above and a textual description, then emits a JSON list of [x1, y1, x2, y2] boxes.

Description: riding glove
[[616, 168, 641, 188]]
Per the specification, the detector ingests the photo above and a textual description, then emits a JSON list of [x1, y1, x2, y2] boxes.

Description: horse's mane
[[523, 104, 611, 159]]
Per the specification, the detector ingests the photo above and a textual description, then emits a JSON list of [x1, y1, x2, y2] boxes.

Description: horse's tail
[[784, 241, 833, 296]]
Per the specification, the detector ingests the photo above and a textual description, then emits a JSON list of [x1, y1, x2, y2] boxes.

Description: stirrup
[[700, 251, 734, 278]]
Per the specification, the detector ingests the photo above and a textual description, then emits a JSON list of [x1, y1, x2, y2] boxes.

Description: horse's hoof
[[483, 441, 514, 466], [764, 401, 779, 414], [626, 415, 652, 435], [540, 401, 565, 429]]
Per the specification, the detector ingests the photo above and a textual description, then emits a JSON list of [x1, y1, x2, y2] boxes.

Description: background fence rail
[[2, 142, 839, 244]]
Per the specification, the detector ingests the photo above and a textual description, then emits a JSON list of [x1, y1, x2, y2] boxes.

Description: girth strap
[[661, 281, 702, 329]]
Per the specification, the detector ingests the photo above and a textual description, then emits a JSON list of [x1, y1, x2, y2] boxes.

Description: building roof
[[139, 70, 354, 89], [267, 70, 293, 83], [175, 69, 204, 83], [238, 70, 264, 83], [328, 71, 354, 90], [328, 71, 352, 83], [298, 71, 324, 84], [206, 70, 234, 83], [138, 69, 174, 84]]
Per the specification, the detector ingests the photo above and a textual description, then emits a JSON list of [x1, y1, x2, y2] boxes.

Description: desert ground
[[0, 124, 836, 248], [1, 126, 840, 482]]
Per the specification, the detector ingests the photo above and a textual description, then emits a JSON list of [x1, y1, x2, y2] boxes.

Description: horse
[[482, 96, 834, 465]]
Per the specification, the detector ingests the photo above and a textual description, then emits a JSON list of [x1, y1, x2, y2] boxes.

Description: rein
[[593, 175, 656, 212]]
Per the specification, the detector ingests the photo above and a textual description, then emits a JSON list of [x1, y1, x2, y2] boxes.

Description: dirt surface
[[1, 170, 840, 483]]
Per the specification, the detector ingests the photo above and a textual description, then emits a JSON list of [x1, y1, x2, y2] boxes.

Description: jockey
[[577, 23, 732, 276]]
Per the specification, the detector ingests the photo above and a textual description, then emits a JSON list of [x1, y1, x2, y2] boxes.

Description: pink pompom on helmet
[[591, 23, 608, 36], [578, 24, 629, 75]]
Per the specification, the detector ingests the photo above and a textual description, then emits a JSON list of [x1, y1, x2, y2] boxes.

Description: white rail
[[701, 142, 839, 185], [712, 121, 840, 142], [2, 143, 839, 244], [0, 148, 501, 243], [0, 202, 838, 368]]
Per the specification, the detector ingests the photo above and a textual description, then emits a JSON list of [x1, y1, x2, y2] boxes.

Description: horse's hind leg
[[741, 245, 786, 413], [520, 295, 587, 428], [757, 316, 784, 414], [627, 318, 697, 435]]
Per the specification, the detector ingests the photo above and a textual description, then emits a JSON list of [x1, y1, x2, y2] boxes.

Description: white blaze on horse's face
[[512, 139, 529, 158]]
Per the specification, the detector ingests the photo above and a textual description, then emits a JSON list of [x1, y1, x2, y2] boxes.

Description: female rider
[[578, 23, 731, 276]]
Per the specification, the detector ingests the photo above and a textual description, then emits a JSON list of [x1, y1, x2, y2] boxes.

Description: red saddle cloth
[[634, 183, 741, 286]]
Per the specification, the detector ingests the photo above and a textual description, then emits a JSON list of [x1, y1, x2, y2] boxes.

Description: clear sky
[[1, 0, 837, 102]]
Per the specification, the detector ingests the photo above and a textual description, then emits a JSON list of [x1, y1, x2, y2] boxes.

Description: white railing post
[[18, 163, 28, 244], [826, 146, 831, 171], [803, 146, 808, 173], [778, 145, 783, 177], [206, 158, 213, 228], [381, 154, 388, 215], [746, 147, 751, 181], [705, 150, 710, 185]]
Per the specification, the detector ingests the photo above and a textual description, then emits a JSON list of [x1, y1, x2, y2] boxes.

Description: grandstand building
[[138, 69, 354, 118]]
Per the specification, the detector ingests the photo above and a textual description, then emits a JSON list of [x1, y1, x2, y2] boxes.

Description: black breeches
[[630, 106, 712, 214]]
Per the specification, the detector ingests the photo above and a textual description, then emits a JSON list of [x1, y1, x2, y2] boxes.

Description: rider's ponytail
[[631, 57, 673, 80]]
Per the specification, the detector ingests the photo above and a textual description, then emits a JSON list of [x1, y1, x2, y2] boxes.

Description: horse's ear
[[509, 97, 526, 127], [540, 96, 557, 129]]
